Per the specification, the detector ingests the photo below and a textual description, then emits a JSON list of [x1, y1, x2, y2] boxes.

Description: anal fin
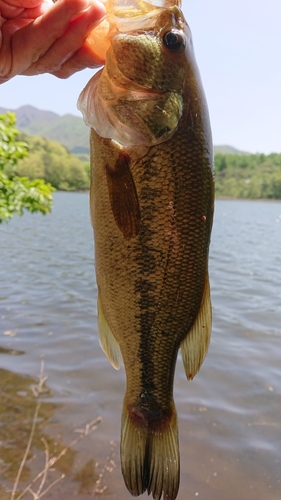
[[181, 275, 212, 380], [98, 296, 123, 370]]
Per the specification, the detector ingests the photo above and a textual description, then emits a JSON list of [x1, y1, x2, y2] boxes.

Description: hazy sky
[[1, 0, 280, 153]]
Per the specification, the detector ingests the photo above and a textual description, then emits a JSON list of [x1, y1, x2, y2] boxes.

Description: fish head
[[78, 6, 203, 147], [107, 6, 191, 93]]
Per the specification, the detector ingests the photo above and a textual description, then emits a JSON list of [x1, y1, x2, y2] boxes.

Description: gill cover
[[78, 7, 189, 147]]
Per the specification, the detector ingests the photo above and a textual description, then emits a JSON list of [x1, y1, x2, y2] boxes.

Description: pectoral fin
[[181, 275, 212, 380], [98, 296, 123, 370], [105, 151, 140, 239]]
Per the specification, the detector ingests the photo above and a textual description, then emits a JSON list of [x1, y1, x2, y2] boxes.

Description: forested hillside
[[2, 106, 281, 198], [8, 134, 90, 191], [9, 133, 281, 198], [0, 105, 89, 156], [215, 153, 281, 199], [13, 134, 281, 199]]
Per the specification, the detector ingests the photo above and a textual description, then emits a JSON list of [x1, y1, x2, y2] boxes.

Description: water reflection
[[74, 460, 98, 495], [0, 367, 57, 483], [0, 364, 108, 500], [0, 347, 25, 356], [1, 195, 281, 500]]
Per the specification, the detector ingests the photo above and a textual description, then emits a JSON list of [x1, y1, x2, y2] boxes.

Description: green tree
[[14, 133, 90, 191], [214, 151, 281, 200], [15, 152, 45, 180], [0, 113, 55, 223]]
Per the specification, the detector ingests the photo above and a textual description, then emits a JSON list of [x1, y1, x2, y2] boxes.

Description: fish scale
[[78, 3, 214, 499]]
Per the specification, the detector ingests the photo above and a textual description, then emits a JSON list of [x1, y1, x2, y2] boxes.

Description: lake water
[[0, 192, 280, 500]]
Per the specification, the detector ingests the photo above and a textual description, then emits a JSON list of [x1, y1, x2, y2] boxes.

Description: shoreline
[[215, 196, 281, 202]]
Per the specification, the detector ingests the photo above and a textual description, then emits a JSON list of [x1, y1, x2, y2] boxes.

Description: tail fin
[[121, 403, 179, 500]]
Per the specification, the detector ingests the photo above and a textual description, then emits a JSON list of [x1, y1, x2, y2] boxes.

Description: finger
[[0, 0, 46, 19], [47, 42, 105, 79], [0, 17, 32, 80], [16, 0, 55, 20], [22, 2, 106, 76], [4, 0, 105, 78]]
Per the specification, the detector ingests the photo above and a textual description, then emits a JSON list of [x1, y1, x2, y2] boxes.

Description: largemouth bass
[[78, 1, 214, 499]]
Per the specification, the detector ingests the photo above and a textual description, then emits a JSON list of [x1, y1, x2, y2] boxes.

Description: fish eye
[[163, 30, 185, 51]]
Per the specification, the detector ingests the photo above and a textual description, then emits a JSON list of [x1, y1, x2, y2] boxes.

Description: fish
[[78, 1, 214, 499]]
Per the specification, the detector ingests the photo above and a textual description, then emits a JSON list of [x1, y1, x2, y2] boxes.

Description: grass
[[9, 361, 116, 499]]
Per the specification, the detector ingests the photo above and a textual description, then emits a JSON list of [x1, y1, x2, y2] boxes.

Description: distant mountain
[[0, 105, 90, 155], [0, 105, 247, 156], [214, 144, 249, 155]]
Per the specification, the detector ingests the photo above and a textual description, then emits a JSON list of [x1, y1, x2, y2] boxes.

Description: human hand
[[0, 0, 106, 83]]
